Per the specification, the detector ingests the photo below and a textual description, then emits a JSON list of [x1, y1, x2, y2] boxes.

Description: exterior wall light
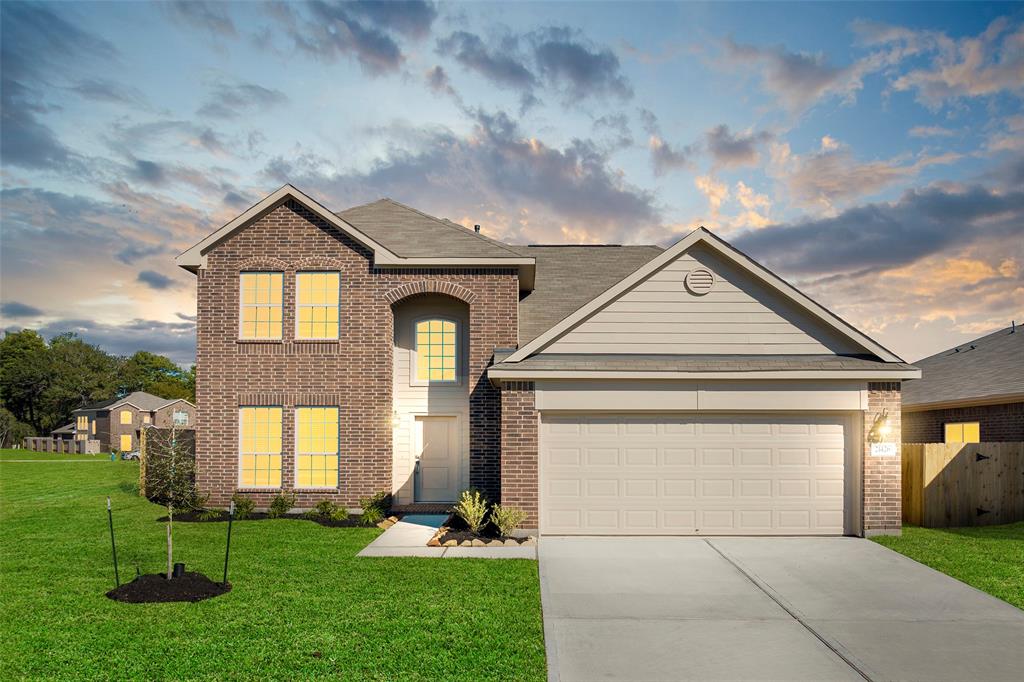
[[868, 408, 891, 443]]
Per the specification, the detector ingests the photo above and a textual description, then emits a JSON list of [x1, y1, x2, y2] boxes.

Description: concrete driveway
[[539, 536, 1024, 681]]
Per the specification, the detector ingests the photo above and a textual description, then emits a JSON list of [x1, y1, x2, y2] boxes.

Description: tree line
[[0, 329, 195, 446]]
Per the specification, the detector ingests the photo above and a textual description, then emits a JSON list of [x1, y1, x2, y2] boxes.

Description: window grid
[[120, 410, 133, 425], [239, 407, 282, 487], [415, 319, 457, 382], [77, 416, 88, 430], [173, 410, 189, 426], [944, 421, 980, 444], [240, 272, 283, 339], [296, 272, 340, 340], [295, 407, 339, 488]]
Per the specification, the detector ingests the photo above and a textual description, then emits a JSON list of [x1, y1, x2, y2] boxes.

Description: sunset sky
[[1, 1, 1022, 365]]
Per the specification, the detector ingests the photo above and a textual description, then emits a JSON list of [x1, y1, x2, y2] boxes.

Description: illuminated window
[[944, 422, 980, 443], [296, 272, 340, 340], [240, 272, 283, 339], [76, 434, 87, 442], [239, 407, 282, 487], [295, 407, 339, 488], [143, 414, 151, 424], [91, 421, 96, 435], [120, 410, 133, 425], [76, 416, 88, 431], [415, 319, 457, 382], [119, 434, 132, 451]]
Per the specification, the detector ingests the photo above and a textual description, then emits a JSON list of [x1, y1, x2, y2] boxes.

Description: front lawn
[[872, 523, 1024, 609], [0, 450, 546, 680]]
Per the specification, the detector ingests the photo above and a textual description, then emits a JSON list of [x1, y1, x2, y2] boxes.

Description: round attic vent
[[684, 268, 715, 295]]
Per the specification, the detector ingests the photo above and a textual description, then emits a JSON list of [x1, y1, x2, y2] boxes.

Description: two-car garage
[[539, 412, 856, 536]]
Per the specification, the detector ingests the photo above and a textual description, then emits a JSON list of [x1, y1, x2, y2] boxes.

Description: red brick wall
[[863, 382, 902, 536], [903, 401, 1024, 442], [195, 199, 518, 507], [499, 381, 539, 528]]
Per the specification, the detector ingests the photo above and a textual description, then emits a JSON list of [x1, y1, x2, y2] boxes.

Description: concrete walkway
[[539, 536, 1024, 681], [357, 514, 536, 559]]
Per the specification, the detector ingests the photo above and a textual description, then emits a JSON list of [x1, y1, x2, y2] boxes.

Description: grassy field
[[0, 449, 546, 680], [872, 523, 1024, 609]]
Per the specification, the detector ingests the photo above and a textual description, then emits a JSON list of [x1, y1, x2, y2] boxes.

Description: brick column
[[499, 381, 539, 529], [863, 382, 902, 536]]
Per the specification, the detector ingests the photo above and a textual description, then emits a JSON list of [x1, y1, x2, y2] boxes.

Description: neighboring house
[[176, 185, 919, 537], [903, 326, 1023, 443], [51, 423, 76, 441], [72, 391, 197, 452]]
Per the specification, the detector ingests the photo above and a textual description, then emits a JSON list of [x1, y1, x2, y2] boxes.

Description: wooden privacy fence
[[902, 442, 1024, 527]]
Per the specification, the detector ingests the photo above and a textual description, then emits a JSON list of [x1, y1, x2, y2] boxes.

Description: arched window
[[414, 318, 457, 383]]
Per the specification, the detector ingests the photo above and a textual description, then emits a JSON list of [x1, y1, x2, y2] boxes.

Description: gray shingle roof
[[336, 198, 526, 259], [76, 391, 183, 414], [902, 326, 1023, 407], [511, 245, 664, 344], [52, 422, 75, 434], [491, 353, 917, 373]]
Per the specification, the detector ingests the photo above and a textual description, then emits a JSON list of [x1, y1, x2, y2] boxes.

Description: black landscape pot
[[173, 562, 186, 578]]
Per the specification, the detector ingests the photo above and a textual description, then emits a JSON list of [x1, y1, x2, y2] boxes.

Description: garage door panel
[[540, 414, 848, 536]]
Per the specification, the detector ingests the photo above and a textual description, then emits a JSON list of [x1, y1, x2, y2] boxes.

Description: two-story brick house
[[177, 185, 919, 536], [71, 391, 196, 452]]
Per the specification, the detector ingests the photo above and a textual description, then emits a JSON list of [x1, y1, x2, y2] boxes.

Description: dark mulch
[[437, 514, 530, 544], [107, 572, 231, 603], [159, 511, 367, 527]]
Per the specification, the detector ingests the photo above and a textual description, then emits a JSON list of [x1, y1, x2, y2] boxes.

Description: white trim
[[175, 185, 536, 283], [237, 406, 284, 490], [490, 368, 922, 381], [410, 316, 461, 386], [504, 227, 905, 364], [293, 406, 341, 490], [294, 271, 341, 341]]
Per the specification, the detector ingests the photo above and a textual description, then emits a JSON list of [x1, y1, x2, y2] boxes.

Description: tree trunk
[[166, 509, 173, 579]]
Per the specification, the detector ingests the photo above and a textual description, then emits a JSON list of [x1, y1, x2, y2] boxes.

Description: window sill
[[292, 339, 341, 344], [236, 339, 283, 344]]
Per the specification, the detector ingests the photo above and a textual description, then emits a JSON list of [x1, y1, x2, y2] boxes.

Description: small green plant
[[490, 504, 527, 537], [197, 506, 224, 521], [359, 491, 391, 526], [268, 490, 297, 518], [453, 489, 488, 534], [304, 499, 348, 522], [231, 493, 255, 519]]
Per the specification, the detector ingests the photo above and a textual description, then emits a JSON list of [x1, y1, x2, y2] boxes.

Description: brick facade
[[499, 381, 539, 528], [195, 199, 518, 507], [863, 382, 902, 536], [903, 401, 1024, 443]]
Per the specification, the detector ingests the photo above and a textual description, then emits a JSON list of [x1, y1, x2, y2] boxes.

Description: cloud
[[175, 312, 198, 323], [695, 176, 729, 217], [137, 270, 179, 290], [164, 1, 236, 38], [531, 26, 632, 100], [720, 37, 870, 112], [909, 125, 956, 138], [424, 65, 457, 98], [705, 124, 773, 167], [1, 302, 44, 319], [862, 17, 1024, 108], [769, 136, 960, 209], [272, 0, 436, 75], [197, 81, 288, 119], [68, 78, 147, 106], [30, 318, 197, 366], [733, 184, 1024, 276], [436, 30, 538, 93], [649, 136, 692, 175]]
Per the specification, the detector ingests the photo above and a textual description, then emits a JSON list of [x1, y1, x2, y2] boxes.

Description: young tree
[[142, 425, 201, 579]]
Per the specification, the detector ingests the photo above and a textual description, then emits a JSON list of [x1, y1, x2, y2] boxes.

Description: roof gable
[[505, 227, 904, 363], [903, 326, 1022, 407]]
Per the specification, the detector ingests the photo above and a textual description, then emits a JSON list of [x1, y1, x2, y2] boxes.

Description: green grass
[[872, 523, 1024, 609], [0, 450, 546, 680]]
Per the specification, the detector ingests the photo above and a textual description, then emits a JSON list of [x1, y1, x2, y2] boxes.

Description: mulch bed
[[431, 514, 533, 546], [159, 511, 367, 527], [106, 572, 231, 603]]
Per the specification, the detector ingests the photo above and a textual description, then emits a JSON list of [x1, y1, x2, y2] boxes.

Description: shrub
[[490, 504, 527, 537], [231, 493, 255, 520], [197, 506, 224, 521], [268, 490, 297, 518], [305, 499, 348, 522], [359, 491, 391, 526], [453, 489, 488, 534]]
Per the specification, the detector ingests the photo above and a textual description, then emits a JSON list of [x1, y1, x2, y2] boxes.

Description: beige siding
[[392, 297, 470, 504], [545, 244, 865, 355]]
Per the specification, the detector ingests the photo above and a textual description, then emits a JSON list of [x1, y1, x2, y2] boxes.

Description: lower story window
[[119, 434, 132, 451], [944, 421, 980, 443], [239, 407, 282, 487], [296, 407, 339, 487]]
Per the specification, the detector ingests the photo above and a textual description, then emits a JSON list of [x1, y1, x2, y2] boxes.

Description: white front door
[[540, 413, 850, 535], [415, 416, 458, 502]]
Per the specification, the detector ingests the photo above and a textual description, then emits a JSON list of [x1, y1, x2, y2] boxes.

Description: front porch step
[[392, 503, 453, 515]]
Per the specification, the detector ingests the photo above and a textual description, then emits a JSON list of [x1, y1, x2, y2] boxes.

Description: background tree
[[120, 351, 195, 401], [42, 333, 120, 432], [0, 406, 35, 448], [0, 330, 52, 432]]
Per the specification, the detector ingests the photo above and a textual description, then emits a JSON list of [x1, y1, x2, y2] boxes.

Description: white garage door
[[540, 414, 849, 535]]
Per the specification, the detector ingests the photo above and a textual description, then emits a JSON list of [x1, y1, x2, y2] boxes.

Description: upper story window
[[944, 421, 980, 443], [120, 409, 133, 425], [173, 410, 189, 426], [240, 272, 283, 339], [143, 414, 151, 424], [76, 415, 88, 431], [296, 272, 340, 340], [414, 318, 457, 383]]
